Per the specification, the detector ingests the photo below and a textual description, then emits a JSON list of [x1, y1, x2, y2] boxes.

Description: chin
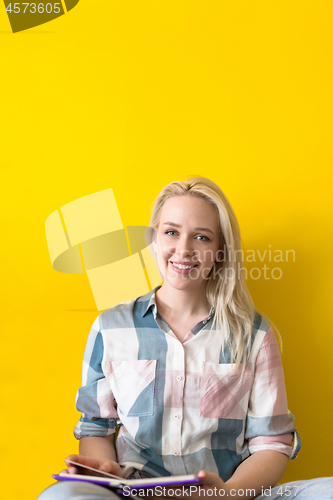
[[166, 273, 206, 291]]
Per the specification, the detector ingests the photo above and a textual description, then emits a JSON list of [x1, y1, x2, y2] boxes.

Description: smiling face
[[153, 195, 221, 292]]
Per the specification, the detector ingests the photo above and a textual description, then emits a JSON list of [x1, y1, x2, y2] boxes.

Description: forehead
[[160, 195, 219, 230]]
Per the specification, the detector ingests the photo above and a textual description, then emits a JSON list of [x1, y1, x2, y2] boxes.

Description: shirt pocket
[[108, 359, 156, 417], [199, 361, 252, 419]]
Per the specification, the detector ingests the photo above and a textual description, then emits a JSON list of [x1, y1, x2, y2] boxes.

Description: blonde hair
[[149, 176, 255, 369]]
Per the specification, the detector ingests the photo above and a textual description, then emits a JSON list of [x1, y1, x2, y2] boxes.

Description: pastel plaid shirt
[[74, 286, 301, 481]]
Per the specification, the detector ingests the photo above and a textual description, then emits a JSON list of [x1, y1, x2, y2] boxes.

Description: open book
[[52, 460, 202, 494]]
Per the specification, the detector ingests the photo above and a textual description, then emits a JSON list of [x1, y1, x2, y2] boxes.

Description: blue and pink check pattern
[[74, 286, 301, 481]]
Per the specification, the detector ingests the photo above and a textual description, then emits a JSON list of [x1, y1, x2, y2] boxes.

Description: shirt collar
[[141, 286, 160, 318], [142, 286, 215, 321], [207, 306, 215, 320]]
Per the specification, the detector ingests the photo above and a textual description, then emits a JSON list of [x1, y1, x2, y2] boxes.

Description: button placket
[[169, 340, 185, 458]]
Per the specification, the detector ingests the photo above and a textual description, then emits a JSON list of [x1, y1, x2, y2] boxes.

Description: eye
[[165, 230, 178, 236], [196, 235, 210, 241]]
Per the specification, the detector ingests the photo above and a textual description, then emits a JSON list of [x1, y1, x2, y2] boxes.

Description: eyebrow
[[162, 222, 215, 235]]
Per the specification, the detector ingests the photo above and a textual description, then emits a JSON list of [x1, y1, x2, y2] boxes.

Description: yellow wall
[[1, 1, 332, 498]]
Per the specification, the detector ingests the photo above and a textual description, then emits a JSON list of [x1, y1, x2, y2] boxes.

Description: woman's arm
[[195, 450, 288, 500], [79, 435, 117, 462], [67, 318, 121, 476], [64, 435, 123, 477], [224, 449, 289, 497]]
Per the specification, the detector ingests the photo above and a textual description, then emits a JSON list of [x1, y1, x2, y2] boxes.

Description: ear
[[152, 239, 158, 253]]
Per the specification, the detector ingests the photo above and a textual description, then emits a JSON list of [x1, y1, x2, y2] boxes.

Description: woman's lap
[[37, 468, 151, 499], [36, 481, 121, 500], [37, 476, 333, 500], [256, 477, 333, 500]]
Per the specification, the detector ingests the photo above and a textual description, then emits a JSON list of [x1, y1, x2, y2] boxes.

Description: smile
[[169, 261, 198, 270]]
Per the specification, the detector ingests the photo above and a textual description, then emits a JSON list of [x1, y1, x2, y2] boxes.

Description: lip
[[170, 260, 198, 266], [169, 260, 199, 275]]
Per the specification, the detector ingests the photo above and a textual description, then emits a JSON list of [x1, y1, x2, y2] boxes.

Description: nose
[[175, 235, 193, 259]]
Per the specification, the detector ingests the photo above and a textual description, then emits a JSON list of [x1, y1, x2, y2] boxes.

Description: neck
[[155, 281, 211, 318]]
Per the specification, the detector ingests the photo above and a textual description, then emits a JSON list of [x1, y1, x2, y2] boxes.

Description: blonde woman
[[38, 177, 332, 500]]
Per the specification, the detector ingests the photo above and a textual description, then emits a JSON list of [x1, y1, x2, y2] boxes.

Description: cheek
[[200, 248, 216, 267], [158, 240, 174, 260], [201, 253, 217, 279], [154, 248, 166, 277], [202, 263, 215, 278], [156, 243, 171, 269]]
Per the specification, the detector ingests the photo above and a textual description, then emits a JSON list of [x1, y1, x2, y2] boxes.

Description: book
[[52, 460, 202, 494]]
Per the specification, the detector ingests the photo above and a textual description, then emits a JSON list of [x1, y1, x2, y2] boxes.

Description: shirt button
[[176, 376, 182, 381], [203, 320, 207, 324], [174, 414, 180, 419], [174, 452, 179, 455]]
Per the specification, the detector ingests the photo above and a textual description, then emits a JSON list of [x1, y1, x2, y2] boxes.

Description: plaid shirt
[[74, 286, 301, 481]]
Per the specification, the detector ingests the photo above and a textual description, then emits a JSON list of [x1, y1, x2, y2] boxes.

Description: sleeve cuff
[[248, 432, 298, 458], [74, 417, 117, 439]]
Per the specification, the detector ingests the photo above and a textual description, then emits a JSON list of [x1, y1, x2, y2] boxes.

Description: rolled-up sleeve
[[245, 326, 301, 459], [73, 317, 118, 439]]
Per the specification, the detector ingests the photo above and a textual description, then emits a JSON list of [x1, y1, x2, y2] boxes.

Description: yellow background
[[1, 1, 332, 498]]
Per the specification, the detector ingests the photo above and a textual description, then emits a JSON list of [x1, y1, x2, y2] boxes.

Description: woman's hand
[[161, 470, 228, 499], [60, 453, 123, 477], [194, 470, 228, 498]]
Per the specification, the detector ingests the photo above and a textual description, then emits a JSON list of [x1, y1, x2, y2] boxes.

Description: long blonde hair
[[149, 176, 255, 368]]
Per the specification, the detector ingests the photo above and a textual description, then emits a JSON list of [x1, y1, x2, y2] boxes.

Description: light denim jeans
[[37, 477, 333, 500]]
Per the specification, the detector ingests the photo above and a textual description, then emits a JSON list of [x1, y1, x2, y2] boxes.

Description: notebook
[[53, 460, 202, 494]]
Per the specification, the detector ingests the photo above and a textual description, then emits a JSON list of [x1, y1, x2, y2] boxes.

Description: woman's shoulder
[[250, 309, 281, 355], [95, 287, 158, 331], [253, 309, 271, 334]]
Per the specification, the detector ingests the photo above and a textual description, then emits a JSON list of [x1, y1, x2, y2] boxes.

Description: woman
[[38, 177, 332, 499]]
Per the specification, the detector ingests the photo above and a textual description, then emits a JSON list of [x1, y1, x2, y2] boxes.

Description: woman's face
[[154, 195, 221, 292]]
